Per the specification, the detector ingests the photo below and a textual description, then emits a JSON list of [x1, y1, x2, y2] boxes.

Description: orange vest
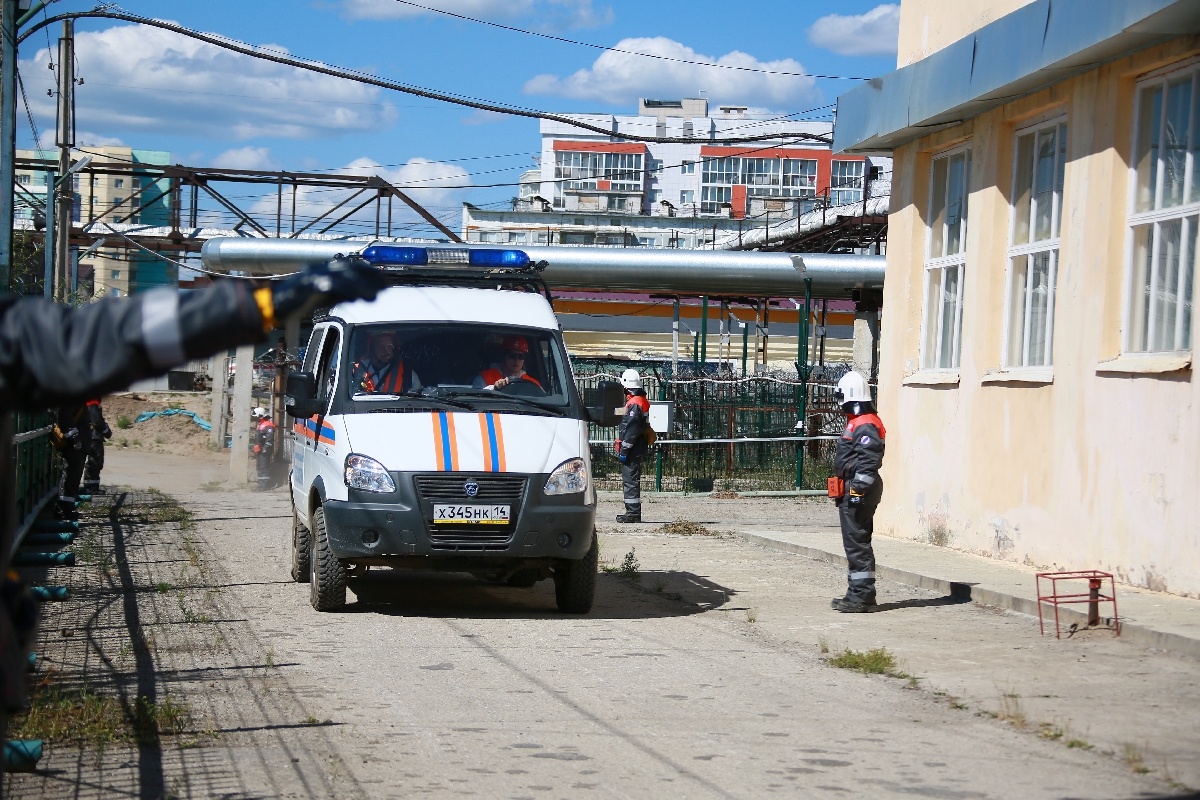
[[626, 394, 650, 413], [359, 361, 405, 393], [480, 367, 541, 388], [844, 412, 886, 440]]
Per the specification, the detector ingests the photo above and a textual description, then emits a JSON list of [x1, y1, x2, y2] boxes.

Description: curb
[[733, 531, 1200, 660]]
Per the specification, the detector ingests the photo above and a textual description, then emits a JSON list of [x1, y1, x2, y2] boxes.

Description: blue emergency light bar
[[359, 245, 530, 268]]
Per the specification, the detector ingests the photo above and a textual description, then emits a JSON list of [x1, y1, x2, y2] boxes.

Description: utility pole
[[0, 0, 20, 291], [53, 19, 74, 302]]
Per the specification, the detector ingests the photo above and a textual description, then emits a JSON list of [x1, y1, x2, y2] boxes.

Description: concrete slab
[[733, 523, 1200, 659]]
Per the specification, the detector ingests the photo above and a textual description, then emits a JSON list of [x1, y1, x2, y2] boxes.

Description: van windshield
[[343, 323, 574, 414]]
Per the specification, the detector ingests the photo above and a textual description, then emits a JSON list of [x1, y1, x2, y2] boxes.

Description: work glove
[[253, 444, 262, 454], [64, 427, 79, 440], [103, 425, 113, 440], [847, 487, 864, 507], [270, 259, 388, 322], [613, 439, 621, 455], [618, 451, 628, 464]]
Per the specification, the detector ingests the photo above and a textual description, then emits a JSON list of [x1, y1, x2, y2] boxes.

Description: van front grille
[[412, 473, 527, 549]]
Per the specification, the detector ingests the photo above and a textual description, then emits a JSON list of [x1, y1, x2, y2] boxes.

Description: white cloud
[[19, 22, 397, 142], [524, 37, 818, 107], [340, 0, 611, 28], [211, 146, 279, 171], [249, 156, 471, 235], [77, 131, 127, 148], [807, 4, 900, 57]]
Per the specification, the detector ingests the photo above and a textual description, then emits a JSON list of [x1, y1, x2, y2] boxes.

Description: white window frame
[[1001, 116, 1067, 371], [1122, 60, 1200, 356], [921, 145, 972, 371]]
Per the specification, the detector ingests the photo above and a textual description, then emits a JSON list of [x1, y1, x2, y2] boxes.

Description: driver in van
[[474, 335, 542, 390], [351, 331, 421, 394]]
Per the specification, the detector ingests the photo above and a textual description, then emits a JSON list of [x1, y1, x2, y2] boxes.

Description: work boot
[[832, 596, 877, 613], [615, 506, 641, 523]]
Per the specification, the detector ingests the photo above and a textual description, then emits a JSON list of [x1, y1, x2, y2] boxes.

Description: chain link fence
[[574, 360, 861, 492]]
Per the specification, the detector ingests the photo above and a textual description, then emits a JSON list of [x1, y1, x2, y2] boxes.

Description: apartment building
[[15, 146, 173, 296], [464, 99, 886, 247], [835, 0, 1200, 596]]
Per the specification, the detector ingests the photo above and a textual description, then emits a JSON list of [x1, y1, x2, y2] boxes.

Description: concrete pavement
[[730, 521, 1200, 659]]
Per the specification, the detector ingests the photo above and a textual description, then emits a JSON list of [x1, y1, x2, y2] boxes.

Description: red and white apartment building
[[462, 98, 886, 249]]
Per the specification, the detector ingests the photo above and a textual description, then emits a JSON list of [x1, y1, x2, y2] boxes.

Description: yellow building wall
[[896, 0, 1037, 67], [880, 37, 1200, 597]]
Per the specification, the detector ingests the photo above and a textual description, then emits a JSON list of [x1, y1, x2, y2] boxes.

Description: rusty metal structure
[[12, 156, 462, 258]]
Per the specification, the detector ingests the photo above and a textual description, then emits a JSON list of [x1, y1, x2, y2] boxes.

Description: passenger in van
[[351, 331, 421, 394], [473, 335, 542, 390]]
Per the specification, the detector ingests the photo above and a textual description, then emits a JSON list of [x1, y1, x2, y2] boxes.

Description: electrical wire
[[16, 70, 42, 151], [17, 11, 832, 146], [389, 0, 873, 82]]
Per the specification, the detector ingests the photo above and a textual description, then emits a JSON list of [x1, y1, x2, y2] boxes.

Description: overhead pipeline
[[199, 238, 884, 299]]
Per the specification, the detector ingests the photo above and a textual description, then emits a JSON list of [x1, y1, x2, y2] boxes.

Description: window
[[554, 150, 643, 192], [782, 159, 817, 198], [681, 160, 695, 174], [1125, 64, 1200, 353], [114, 178, 124, 189], [111, 269, 120, 279], [922, 147, 972, 370], [16, 174, 28, 185], [701, 186, 732, 214], [113, 196, 124, 206], [680, 189, 695, 205], [650, 189, 662, 205], [1004, 119, 1066, 368], [316, 328, 341, 409], [648, 159, 663, 176], [831, 161, 865, 206]]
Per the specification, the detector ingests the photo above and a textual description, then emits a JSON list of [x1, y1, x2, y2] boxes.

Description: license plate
[[432, 504, 511, 525]]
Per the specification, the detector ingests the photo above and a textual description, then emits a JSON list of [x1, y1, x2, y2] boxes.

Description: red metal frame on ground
[[1035, 570, 1120, 638]]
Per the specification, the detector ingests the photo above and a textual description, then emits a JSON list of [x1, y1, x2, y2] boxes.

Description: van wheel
[[290, 509, 311, 583], [553, 534, 597, 614], [309, 506, 347, 611]]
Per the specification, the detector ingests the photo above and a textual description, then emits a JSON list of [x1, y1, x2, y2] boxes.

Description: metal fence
[[576, 368, 855, 492], [9, 410, 59, 553]]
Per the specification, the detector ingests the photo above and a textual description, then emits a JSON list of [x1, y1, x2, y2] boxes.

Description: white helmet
[[252, 407, 270, 419], [834, 371, 872, 407], [620, 368, 642, 390]]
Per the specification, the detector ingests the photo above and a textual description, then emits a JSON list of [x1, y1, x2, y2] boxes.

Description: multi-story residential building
[[15, 146, 172, 297], [835, 0, 1200, 596], [463, 99, 888, 247]]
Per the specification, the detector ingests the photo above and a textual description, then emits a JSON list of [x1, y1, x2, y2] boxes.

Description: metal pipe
[[199, 238, 885, 299]]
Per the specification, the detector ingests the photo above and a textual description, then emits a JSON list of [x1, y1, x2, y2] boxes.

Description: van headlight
[[344, 454, 396, 493], [544, 457, 588, 495]]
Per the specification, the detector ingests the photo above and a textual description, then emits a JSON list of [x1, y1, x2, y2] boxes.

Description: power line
[[390, 0, 872, 82], [18, 11, 832, 147]]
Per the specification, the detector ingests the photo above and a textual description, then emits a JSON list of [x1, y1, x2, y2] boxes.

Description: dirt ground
[[102, 391, 219, 459]]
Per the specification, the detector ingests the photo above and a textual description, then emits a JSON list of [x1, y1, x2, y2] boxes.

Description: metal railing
[[8, 410, 59, 555], [576, 371, 855, 492]]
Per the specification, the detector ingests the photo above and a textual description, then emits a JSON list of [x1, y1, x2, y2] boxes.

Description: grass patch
[[115, 415, 132, 429], [658, 519, 714, 536], [12, 680, 191, 746], [155, 581, 173, 594], [199, 480, 223, 492], [745, 608, 757, 623], [602, 548, 640, 582], [1122, 743, 1152, 774], [828, 647, 899, 675], [1066, 738, 1092, 750], [1038, 722, 1064, 741], [997, 692, 1027, 728]]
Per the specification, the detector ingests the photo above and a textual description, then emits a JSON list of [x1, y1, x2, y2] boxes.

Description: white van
[[284, 246, 623, 614]]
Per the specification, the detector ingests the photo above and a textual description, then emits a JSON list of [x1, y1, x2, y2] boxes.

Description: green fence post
[[655, 375, 665, 491], [795, 278, 812, 489], [700, 295, 708, 369]]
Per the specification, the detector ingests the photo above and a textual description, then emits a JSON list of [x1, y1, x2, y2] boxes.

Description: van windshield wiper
[[443, 391, 565, 416], [356, 391, 475, 411]]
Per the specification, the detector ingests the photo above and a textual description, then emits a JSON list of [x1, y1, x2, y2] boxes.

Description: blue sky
[[16, 0, 901, 235]]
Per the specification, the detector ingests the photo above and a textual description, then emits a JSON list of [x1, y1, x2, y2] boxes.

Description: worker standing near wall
[[82, 398, 113, 495], [252, 406, 276, 490], [830, 370, 886, 613]]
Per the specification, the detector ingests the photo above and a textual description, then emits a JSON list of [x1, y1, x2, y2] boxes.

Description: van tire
[[554, 534, 597, 614], [290, 509, 311, 583], [309, 506, 347, 611]]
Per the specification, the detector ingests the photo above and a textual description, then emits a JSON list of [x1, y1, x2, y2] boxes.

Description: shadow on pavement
[[872, 595, 973, 613], [339, 569, 736, 620]]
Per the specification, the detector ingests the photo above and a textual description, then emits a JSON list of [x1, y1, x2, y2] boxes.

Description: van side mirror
[[587, 380, 625, 427], [285, 371, 318, 419]]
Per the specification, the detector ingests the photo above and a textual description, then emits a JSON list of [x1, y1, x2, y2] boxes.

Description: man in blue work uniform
[[830, 370, 886, 613]]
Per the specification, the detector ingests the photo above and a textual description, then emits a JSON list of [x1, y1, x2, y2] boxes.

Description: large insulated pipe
[[200, 238, 884, 299]]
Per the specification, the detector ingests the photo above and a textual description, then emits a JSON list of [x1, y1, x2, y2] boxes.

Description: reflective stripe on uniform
[[140, 289, 186, 369], [848, 571, 875, 581]]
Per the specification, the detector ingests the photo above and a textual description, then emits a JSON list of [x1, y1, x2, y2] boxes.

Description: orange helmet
[[501, 335, 529, 354]]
